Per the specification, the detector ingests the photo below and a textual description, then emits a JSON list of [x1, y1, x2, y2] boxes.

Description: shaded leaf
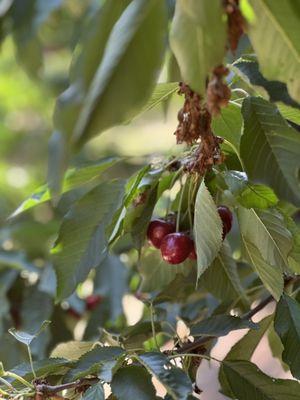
[[222, 360, 300, 399], [190, 315, 258, 337], [232, 55, 299, 107], [111, 365, 156, 400], [52, 181, 124, 301], [63, 346, 124, 383], [274, 294, 300, 379], [225, 315, 273, 361], [139, 248, 192, 293], [268, 323, 289, 372], [73, 0, 167, 145], [82, 383, 105, 400], [10, 358, 71, 386], [21, 286, 53, 358], [137, 352, 192, 400], [9, 321, 50, 347], [200, 242, 248, 304], [11, 157, 119, 217], [94, 254, 128, 321]]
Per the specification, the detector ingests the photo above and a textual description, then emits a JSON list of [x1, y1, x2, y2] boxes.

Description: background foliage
[[0, 0, 300, 399]]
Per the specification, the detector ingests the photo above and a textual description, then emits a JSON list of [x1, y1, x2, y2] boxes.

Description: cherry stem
[[165, 167, 184, 218], [176, 177, 185, 232], [187, 177, 193, 229]]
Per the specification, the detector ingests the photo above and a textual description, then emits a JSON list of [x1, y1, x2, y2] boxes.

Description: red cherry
[[147, 219, 176, 249], [160, 233, 193, 264], [86, 295, 102, 311], [217, 205, 233, 238], [67, 308, 81, 320], [188, 241, 197, 260]]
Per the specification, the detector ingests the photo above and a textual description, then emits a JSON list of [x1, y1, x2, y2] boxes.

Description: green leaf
[[10, 358, 71, 385], [20, 286, 53, 358], [200, 242, 248, 305], [219, 315, 274, 397], [94, 255, 128, 321], [139, 248, 192, 292], [137, 352, 192, 400], [73, 0, 167, 145], [54, 0, 131, 137], [111, 365, 156, 400], [226, 315, 273, 361], [194, 181, 223, 279], [231, 55, 299, 107], [237, 184, 279, 209], [212, 102, 243, 151], [222, 360, 300, 400], [9, 321, 50, 347], [123, 168, 163, 248], [50, 341, 94, 361], [274, 294, 300, 379], [121, 321, 162, 349], [82, 383, 105, 400], [0, 251, 37, 272], [63, 346, 124, 383], [247, 0, 300, 102], [153, 272, 196, 305], [242, 240, 283, 300], [283, 214, 300, 273], [11, 157, 119, 217], [53, 181, 124, 301], [278, 103, 300, 125], [190, 315, 258, 337], [141, 82, 179, 114], [170, 0, 226, 95], [268, 323, 289, 372], [238, 207, 292, 271], [241, 97, 300, 204]]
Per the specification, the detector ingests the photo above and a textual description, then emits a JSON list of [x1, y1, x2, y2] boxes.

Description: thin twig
[[35, 378, 99, 395], [174, 276, 298, 355]]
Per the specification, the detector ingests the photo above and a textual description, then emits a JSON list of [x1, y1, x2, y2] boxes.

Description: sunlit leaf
[[170, 0, 226, 94], [241, 97, 300, 204], [194, 181, 223, 279]]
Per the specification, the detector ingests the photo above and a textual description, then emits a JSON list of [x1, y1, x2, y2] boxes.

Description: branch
[[35, 377, 99, 396], [174, 276, 298, 355]]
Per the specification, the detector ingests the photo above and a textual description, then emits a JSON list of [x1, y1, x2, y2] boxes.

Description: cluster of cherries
[[147, 206, 232, 265]]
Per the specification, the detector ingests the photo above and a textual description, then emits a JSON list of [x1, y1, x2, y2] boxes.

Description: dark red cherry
[[217, 205, 233, 238], [147, 219, 176, 249], [86, 294, 102, 311], [160, 233, 193, 265], [188, 241, 197, 260], [67, 308, 81, 320]]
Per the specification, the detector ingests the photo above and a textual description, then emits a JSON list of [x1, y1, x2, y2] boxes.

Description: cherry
[[86, 294, 102, 311], [147, 219, 176, 249], [188, 241, 197, 260], [217, 205, 233, 238], [160, 233, 193, 264], [67, 308, 81, 320]]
